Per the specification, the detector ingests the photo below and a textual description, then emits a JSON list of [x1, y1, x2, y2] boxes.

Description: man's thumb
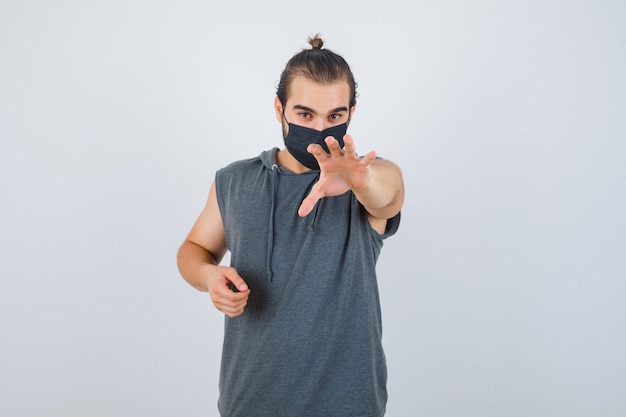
[[226, 269, 248, 292]]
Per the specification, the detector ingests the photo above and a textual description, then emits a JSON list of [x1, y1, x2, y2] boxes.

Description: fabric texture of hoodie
[[214, 148, 400, 417]]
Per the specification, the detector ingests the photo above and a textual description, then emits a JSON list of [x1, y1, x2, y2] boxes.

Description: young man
[[177, 35, 404, 417]]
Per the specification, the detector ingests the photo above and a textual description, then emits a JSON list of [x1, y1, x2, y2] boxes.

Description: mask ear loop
[[280, 110, 292, 140]]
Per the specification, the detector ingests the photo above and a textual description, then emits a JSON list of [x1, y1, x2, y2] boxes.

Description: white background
[[1, 1, 625, 416]]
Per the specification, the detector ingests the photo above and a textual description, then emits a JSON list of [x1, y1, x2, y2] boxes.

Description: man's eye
[[329, 114, 341, 120], [299, 112, 311, 118]]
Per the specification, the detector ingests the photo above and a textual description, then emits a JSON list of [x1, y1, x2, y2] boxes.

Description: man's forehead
[[286, 77, 352, 110]]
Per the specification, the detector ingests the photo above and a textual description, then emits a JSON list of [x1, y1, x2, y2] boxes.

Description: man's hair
[[276, 34, 357, 108]]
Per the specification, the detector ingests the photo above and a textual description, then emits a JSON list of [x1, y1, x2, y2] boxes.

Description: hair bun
[[308, 34, 324, 49]]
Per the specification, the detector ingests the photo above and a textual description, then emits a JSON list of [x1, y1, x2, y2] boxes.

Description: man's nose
[[314, 120, 329, 132]]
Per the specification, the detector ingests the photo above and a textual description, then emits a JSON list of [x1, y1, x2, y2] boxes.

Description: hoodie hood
[[259, 148, 280, 170]]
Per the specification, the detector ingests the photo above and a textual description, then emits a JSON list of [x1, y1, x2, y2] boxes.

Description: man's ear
[[274, 96, 284, 123], [347, 104, 356, 125], [350, 104, 357, 118]]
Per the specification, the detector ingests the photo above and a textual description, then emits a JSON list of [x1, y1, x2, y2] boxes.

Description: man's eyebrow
[[329, 106, 349, 114], [292, 104, 316, 114], [292, 104, 349, 114]]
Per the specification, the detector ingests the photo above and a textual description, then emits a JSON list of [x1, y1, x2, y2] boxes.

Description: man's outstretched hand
[[298, 134, 376, 217]]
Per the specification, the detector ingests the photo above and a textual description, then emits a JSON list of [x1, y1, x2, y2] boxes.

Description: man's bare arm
[[352, 157, 404, 221], [177, 181, 250, 317]]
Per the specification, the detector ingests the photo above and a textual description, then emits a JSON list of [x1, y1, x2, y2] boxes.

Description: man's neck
[[276, 148, 312, 174]]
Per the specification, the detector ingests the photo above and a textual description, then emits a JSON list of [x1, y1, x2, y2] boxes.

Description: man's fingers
[[324, 136, 344, 154], [307, 143, 331, 164], [223, 268, 249, 292], [211, 284, 249, 318], [341, 134, 356, 154], [297, 201, 313, 218], [207, 266, 250, 317], [212, 297, 248, 318], [211, 287, 249, 310], [360, 150, 377, 166], [299, 134, 376, 218], [298, 188, 322, 217], [209, 266, 248, 293]]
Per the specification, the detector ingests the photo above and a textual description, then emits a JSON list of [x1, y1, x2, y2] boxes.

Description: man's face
[[275, 75, 355, 137]]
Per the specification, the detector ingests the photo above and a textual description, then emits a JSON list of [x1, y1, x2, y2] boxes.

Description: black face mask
[[282, 121, 348, 170]]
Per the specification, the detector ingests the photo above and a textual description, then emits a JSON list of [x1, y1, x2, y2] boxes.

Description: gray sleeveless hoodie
[[214, 148, 400, 417]]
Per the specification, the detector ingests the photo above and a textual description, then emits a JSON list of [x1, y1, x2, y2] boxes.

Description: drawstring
[[308, 172, 321, 231], [266, 160, 321, 281], [266, 163, 279, 282]]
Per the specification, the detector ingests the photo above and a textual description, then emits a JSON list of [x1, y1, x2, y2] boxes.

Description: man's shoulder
[[219, 156, 260, 173], [218, 148, 278, 175]]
